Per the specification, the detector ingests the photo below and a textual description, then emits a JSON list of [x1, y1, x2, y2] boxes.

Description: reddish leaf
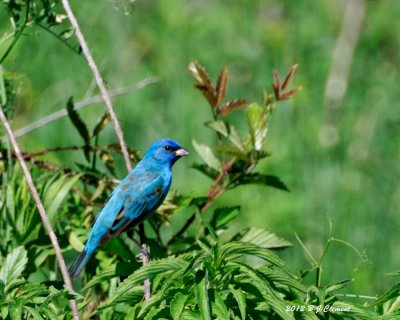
[[278, 86, 303, 100], [188, 61, 212, 87], [189, 61, 216, 106], [218, 99, 249, 116], [195, 84, 215, 106], [281, 64, 298, 91], [215, 67, 228, 106]]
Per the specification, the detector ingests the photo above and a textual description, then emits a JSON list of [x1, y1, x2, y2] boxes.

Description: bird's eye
[[165, 145, 171, 151]]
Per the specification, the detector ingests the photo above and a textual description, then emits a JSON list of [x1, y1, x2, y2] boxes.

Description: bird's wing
[[100, 173, 168, 243]]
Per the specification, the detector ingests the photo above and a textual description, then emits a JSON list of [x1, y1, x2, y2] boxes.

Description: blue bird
[[69, 138, 189, 278]]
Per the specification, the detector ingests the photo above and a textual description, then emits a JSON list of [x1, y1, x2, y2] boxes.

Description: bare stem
[[0, 105, 80, 319], [61, 0, 151, 300], [61, 0, 132, 172], [139, 224, 151, 300], [12, 77, 159, 139]]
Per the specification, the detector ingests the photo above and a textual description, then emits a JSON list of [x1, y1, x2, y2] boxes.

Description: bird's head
[[144, 138, 190, 167]]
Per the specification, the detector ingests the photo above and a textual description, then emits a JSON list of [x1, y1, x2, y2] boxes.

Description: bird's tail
[[69, 249, 93, 279]]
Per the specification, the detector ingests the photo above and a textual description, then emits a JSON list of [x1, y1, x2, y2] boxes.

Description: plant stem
[[11, 77, 159, 139], [61, 0, 151, 300], [35, 22, 81, 55], [0, 104, 80, 319], [61, 0, 132, 173], [139, 224, 151, 301]]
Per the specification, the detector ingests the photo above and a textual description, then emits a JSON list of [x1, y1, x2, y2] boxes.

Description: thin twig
[[165, 157, 237, 249], [0, 105, 80, 319], [61, 0, 151, 300], [11, 77, 159, 138], [139, 224, 151, 300], [61, 0, 131, 172]]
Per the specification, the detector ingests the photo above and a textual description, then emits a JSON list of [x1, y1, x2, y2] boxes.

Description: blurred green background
[[1, 0, 399, 295]]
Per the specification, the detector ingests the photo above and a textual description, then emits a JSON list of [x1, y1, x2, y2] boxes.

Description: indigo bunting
[[69, 138, 189, 278]]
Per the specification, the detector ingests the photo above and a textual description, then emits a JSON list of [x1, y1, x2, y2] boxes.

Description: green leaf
[[237, 228, 292, 249], [92, 112, 111, 137], [83, 265, 116, 291], [211, 292, 229, 319], [210, 206, 240, 229], [191, 163, 219, 180], [195, 270, 211, 320], [257, 267, 306, 293], [246, 103, 268, 151], [182, 311, 202, 320], [105, 257, 188, 305], [66, 96, 91, 161], [325, 279, 353, 295], [0, 65, 6, 106], [368, 283, 400, 307], [170, 292, 189, 320], [329, 301, 376, 320], [192, 140, 221, 171], [44, 173, 82, 223], [229, 286, 246, 320], [23, 306, 45, 320], [206, 121, 245, 152], [233, 173, 289, 191], [0, 246, 27, 286], [222, 242, 295, 277]]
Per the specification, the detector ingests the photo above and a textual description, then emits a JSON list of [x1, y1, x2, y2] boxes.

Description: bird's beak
[[174, 148, 190, 157]]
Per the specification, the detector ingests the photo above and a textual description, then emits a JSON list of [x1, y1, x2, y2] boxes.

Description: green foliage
[[0, 0, 80, 63], [0, 4, 399, 318], [0, 247, 74, 319], [94, 231, 304, 320]]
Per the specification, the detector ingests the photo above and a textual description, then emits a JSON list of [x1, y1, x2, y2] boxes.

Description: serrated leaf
[[195, 270, 211, 320], [229, 286, 246, 320], [0, 246, 27, 285], [222, 242, 295, 277], [368, 283, 400, 307], [325, 279, 353, 295], [218, 99, 248, 116], [189, 61, 215, 106], [238, 228, 292, 249], [190, 163, 219, 180], [232, 262, 294, 320], [104, 257, 188, 306], [192, 140, 221, 171], [246, 103, 268, 151], [212, 292, 229, 319], [23, 306, 45, 320], [257, 266, 306, 293], [210, 206, 240, 229], [170, 292, 189, 320], [66, 96, 91, 161], [233, 173, 289, 191], [215, 67, 228, 106], [205, 121, 245, 152], [182, 311, 202, 320], [329, 301, 376, 320]]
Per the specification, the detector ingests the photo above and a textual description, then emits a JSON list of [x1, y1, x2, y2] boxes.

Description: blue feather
[[69, 139, 189, 278]]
